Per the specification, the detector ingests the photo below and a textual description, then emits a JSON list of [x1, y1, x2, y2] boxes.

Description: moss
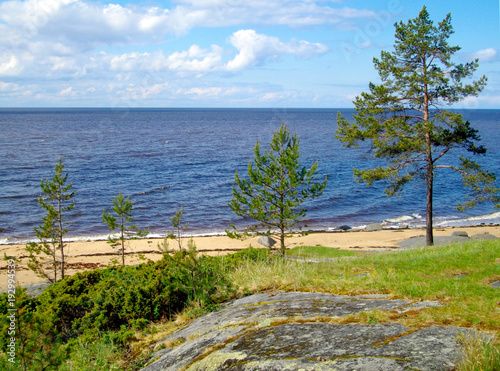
[[163, 337, 186, 349], [242, 300, 279, 307], [180, 328, 259, 371], [184, 350, 247, 371], [142, 354, 164, 368]]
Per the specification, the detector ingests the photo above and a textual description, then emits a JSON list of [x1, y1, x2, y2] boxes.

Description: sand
[[1, 225, 499, 290]]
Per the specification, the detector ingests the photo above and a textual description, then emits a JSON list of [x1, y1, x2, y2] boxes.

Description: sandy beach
[[1, 225, 499, 290]]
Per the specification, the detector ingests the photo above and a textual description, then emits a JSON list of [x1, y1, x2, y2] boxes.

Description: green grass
[[456, 332, 500, 371], [286, 245, 360, 259], [59, 338, 122, 371]]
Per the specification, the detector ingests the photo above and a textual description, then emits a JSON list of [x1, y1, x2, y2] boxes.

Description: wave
[[434, 211, 500, 227], [383, 214, 423, 224]]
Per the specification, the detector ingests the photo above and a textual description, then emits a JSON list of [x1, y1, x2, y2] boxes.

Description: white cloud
[[165, 0, 370, 31], [98, 30, 327, 74], [185, 87, 224, 97], [0, 0, 373, 52], [0, 55, 23, 76], [226, 29, 328, 71], [0, 0, 169, 52], [0, 0, 382, 106], [166, 45, 223, 71], [470, 48, 498, 63], [0, 81, 21, 91], [59, 86, 74, 96]]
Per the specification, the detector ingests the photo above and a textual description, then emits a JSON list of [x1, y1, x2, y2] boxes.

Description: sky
[[0, 0, 499, 108]]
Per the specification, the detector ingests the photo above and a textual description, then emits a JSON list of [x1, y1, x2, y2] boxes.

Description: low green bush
[[0, 245, 235, 369]]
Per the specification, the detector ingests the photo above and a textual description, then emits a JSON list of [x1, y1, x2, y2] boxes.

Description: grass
[[286, 245, 360, 259], [59, 338, 122, 371], [456, 332, 500, 371]]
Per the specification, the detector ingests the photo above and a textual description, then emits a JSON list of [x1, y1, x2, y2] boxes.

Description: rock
[[366, 223, 382, 231], [471, 233, 499, 241], [24, 282, 52, 297], [336, 225, 352, 231], [452, 231, 469, 238], [397, 235, 469, 250], [0, 282, 52, 298], [141, 291, 482, 371], [490, 281, 500, 288], [258, 236, 277, 248]]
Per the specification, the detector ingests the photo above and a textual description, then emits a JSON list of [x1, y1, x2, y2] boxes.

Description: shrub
[[0, 289, 68, 370]]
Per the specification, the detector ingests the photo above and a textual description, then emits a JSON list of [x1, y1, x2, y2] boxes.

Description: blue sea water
[[0, 108, 499, 244]]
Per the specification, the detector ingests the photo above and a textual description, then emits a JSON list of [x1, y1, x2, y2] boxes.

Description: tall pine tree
[[336, 7, 498, 245]]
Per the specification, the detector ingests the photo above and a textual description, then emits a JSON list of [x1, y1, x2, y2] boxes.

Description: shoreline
[[2, 219, 499, 246], [1, 225, 499, 291]]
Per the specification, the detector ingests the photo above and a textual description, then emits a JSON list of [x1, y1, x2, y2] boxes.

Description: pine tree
[[102, 191, 149, 265], [169, 206, 189, 250], [25, 157, 74, 282], [336, 7, 498, 245], [228, 123, 327, 256]]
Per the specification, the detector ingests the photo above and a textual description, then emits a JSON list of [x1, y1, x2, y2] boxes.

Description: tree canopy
[[336, 7, 498, 245]]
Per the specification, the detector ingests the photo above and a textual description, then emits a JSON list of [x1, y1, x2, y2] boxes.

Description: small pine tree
[[168, 206, 189, 250], [228, 123, 327, 256], [25, 156, 74, 282], [102, 191, 149, 265]]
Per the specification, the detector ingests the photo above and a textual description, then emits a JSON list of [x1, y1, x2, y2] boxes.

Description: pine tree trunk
[[426, 154, 434, 246], [121, 214, 125, 266], [52, 243, 57, 282], [58, 193, 65, 280], [423, 68, 434, 246], [60, 232, 64, 279], [280, 228, 285, 257]]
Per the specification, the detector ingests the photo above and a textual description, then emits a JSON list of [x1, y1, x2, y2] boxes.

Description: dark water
[[1, 108, 499, 243]]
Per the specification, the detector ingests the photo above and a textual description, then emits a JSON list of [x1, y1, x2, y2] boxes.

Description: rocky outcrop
[[141, 291, 476, 371]]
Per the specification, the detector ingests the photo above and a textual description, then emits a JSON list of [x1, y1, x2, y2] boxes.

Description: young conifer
[[102, 191, 149, 265], [228, 123, 327, 256], [25, 156, 74, 282]]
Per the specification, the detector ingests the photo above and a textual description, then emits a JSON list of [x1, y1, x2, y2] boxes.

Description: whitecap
[[384, 214, 422, 223]]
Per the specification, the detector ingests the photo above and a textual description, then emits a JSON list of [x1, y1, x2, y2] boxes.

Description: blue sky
[[0, 0, 499, 108]]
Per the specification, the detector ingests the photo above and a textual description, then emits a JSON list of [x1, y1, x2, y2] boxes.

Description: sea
[[1, 108, 499, 244]]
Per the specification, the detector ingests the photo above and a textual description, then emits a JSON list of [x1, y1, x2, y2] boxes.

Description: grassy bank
[[231, 240, 500, 330], [1, 239, 499, 370]]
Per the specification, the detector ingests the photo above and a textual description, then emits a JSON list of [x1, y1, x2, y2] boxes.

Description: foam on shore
[[1, 211, 499, 246]]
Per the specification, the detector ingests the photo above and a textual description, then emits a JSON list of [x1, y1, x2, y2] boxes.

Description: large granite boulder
[[141, 291, 477, 371]]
